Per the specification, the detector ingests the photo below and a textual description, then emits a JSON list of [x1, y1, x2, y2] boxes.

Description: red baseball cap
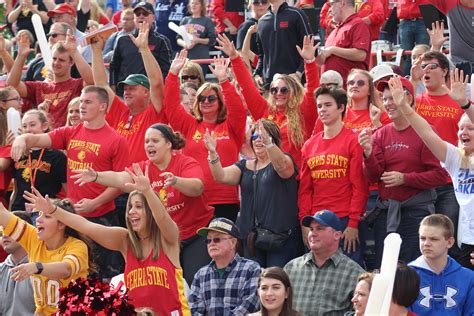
[[376, 76, 414, 97], [47, 3, 77, 18]]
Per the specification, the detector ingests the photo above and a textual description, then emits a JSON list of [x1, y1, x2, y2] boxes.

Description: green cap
[[117, 74, 150, 90]]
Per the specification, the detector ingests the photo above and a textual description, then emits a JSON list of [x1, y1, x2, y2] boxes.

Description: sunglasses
[[347, 79, 366, 87], [47, 32, 66, 39], [181, 75, 199, 81], [135, 11, 151, 17], [251, 133, 260, 141], [252, 0, 268, 4], [270, 86, 289, 95], [198, 95, 218, 103], [3, 96, 22, 102], [205, 237, 233, 244], [420, 63, 440, 70]]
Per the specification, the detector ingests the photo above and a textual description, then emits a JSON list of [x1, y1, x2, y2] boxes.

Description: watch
[[461, 100, 471, 110], [35, 262, 43, 275]]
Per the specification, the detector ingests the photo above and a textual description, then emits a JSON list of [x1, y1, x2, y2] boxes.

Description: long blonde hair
[[458, 113, 474, 169], [126, 191, 161, 260], [268, 75, 305, 147]]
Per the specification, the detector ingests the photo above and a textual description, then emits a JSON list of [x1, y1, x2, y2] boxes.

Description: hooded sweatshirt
[[409, 256, 474, 316], [0, 255, 36, 315]]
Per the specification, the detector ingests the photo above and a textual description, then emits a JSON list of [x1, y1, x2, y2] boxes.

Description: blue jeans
[[399, 20, 430, 75], [339, 216, 365, 268], [360, 190, 379, 270], [373, 206, 431, 268], [243, 227, 304, 268]]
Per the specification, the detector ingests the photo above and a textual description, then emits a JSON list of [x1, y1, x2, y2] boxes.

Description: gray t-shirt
[[178, 16, 216, 60]]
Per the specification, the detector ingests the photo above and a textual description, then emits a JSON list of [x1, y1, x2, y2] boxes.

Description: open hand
[[124, 163, 152, 192], [170, 49, 188, 75], [449, 68, 469, 107], [296, 35, 320, 61], [209, 56, 230, 82], [23, 187, 55, 214], [130, 22, 149, 50], [215, 33, 238, 59], [203, 128, 217, 153], [71, 168, 98, 186]]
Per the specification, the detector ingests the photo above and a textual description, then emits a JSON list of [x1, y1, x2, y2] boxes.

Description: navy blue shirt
[[155, 0, 189, 52]]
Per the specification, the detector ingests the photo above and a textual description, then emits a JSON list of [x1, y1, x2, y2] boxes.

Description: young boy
[[409, 214, 474, 315]]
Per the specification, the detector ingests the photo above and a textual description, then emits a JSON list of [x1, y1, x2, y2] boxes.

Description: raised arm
[[203, 129, 242, 185], [6, 33, 33, 97], [91, 34, 116, 107], [124, 164, 179, 251], [71, 168, 132, 192], [130, 22, 164, 113], [389, 77, 448, 162], [11, 133, 52, 161], [62, 31, 94, 85], [216, 34, 269, 120], [0, 34, 14, 72], [23, 187, 128, 254], [0, 201, 14, 228]]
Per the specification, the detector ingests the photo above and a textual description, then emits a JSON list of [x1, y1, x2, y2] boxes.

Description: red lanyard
[[27, 149, 45, 188]]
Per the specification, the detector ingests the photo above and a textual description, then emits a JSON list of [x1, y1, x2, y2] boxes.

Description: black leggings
[[211, 203, 240, 223], [180, 234, 211, 286]]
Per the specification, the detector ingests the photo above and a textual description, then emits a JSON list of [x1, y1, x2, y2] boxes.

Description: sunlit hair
[[457, 113, 474, 168], [258, 267, 300, 316], [67, 97, 80, 126], [187, 0, 206, 17], [16, 29, 35, 45], [89, 0, 107, 24], [357, 272, 376, 291], [347, 69, 376, 108], [23, 109, 52, 133], [0, 86, 20, 145], [192, 83, 227, 124], [51, 42, 73, 62], [249, 119, 282, 152], [179, 61, 205, 87], [420, 214, 454, 239], [268, 74, 305, 147], [53, 199, 97, 274], [125, 191, 162, 261]]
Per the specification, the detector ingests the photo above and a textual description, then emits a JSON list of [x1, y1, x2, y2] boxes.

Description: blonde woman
[[218, 34, 320, 169]]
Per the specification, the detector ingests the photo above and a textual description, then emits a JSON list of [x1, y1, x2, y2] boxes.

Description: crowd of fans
[[0, 0, 473, 315]]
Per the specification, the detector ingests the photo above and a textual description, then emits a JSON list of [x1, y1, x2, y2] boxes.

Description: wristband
[[461, 100, 471, 110], [93, 171, 98, 182], [35, 262, 43, 275], [208, 155, 220, 165], [50, 205, 58, 215]]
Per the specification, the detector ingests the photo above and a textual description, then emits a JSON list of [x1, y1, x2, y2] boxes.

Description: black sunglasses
[[205, 237, 233, 244], [347, 79, 366, 87], [270, 86, 289, 95], [135, 11, 151, 17], [198, 95, 218, 103], [47, 32, 66, 39], [182, 75, 199, 81], [253, 0, 268, 4]]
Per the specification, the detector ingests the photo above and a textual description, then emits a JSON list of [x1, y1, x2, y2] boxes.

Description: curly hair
[[268, 75, 305, 147]]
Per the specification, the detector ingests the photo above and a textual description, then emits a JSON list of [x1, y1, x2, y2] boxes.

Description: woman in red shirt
[[217, 34, 320, 170], [72, 124, 214, 286], [163, 50, 247, 222]]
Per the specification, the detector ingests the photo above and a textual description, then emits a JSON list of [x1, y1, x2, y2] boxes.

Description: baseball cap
[[301, 210, 343, 232], [133, 1, 155, 14], [117, 74, 150, 90], [376, 76, 414, 97], [47, 3, 77, 18], [197, 218, 240, 238], [369, 64, 396, 82]]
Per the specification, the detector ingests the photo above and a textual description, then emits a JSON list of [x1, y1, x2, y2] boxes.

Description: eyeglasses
[[205, 237, 233, 244], [3, 96, 22, 102], [347, 79, 366, 87], [252, 0, 268, 4], [181, 75, 199, 81], [321, 82, 339, 88], [198, 95, 218, 103], [251, 133, 260, 141], [270, 86, 289, 95], [135, 10, 151, 17], [47, 32, 66, 39], [420, 63, 440, 70]]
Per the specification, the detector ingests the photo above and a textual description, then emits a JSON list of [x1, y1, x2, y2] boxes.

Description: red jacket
[[211, 0, 244, 34], [396, 0, 429, 20]]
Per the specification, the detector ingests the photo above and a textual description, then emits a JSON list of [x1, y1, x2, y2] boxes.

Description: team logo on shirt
[[159, 188, 168, 206], [192, 130, 203, 142], [456, 169, 474, 194], [419, 286, 458, 309]]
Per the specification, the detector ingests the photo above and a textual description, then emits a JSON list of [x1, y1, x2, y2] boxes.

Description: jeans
[[435, 184, 462, 259], [373, 206, 431, 268], [360, 190, 379, 270], [379, 31, 397, 44], [399, 20, 430, 75], [243, 227, 304, 268], [339, 216, 366, 268]]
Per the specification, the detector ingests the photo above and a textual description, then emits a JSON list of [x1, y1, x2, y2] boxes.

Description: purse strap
[[252, 159, 259, 228]]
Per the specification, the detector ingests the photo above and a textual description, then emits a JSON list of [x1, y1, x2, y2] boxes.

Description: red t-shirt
[[211, 0, 244, 33], [397, 0, 429, 20], [112, 10, 122, 28], [0, 145, 12, 207], [138, 156, 213, 240], [48, 123, 130, 217], [231, 55, 319, 170], [363, 124, 448, 201], [321, 14, 371, 81], [357, 0, 385, 41], [24, 78, 84, 128], [416, 93, 463, 146], [106, 97, 167, 163], [124, 247, 190, 315], [299, 127, 369, 228], [164, 73, 247, 205]]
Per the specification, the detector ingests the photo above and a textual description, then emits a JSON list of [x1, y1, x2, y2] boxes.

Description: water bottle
[[7, 107, 21, 137]]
